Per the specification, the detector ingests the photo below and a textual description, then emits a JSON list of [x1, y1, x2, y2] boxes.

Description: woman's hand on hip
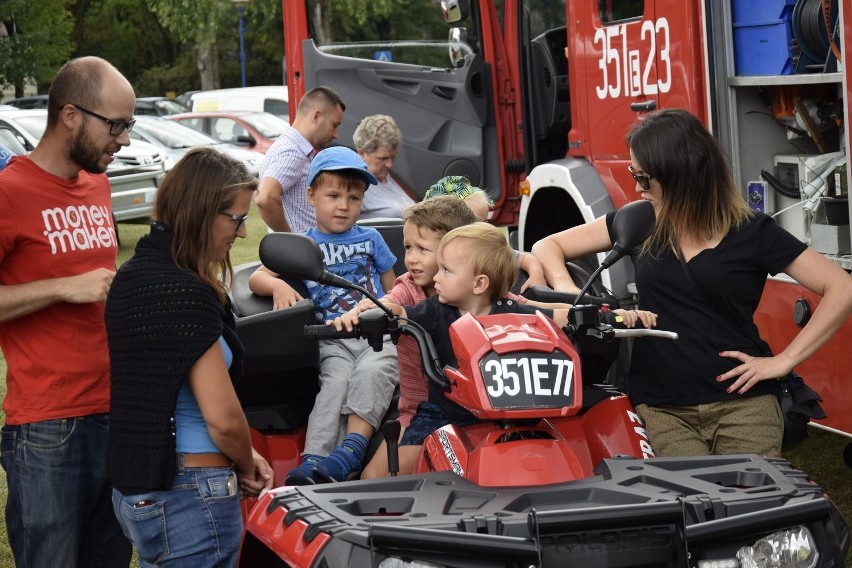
[[716, 351, 794, 394]]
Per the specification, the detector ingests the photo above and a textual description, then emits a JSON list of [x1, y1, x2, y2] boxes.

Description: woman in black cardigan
[[105, 147, 271, 567]]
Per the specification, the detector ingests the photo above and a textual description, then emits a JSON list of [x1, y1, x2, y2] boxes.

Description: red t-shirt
[[384, 273, 430, 427], [0, 156, 118, 424]]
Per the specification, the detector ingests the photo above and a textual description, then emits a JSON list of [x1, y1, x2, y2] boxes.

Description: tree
[[216, 0, 285, 89], [147, 0, 226, 90], [0, 0, 75, 97], [329, 0, 444, 43], [73, 0, 285, 96], [71, 0, 177, 90]]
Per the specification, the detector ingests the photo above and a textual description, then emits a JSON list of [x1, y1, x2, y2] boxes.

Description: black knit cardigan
[[105, 222, 244, 494]]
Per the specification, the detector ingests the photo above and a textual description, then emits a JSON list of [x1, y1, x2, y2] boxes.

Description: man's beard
[[69, 124, 107, 174]]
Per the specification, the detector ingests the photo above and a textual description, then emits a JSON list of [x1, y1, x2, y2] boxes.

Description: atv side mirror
[[258, 232, 395, 317], [603, 199, 656, 269], [574, 199, 655, 306], [259, 233, 325, 281]]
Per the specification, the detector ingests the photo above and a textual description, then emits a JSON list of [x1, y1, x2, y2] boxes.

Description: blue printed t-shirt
[[304, 225, 396, 321]]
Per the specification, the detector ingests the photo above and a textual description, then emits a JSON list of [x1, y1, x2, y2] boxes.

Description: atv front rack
[[240, 454, 849, 567]]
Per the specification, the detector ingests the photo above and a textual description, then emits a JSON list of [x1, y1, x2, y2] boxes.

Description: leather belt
[[177, 452, 232, 468]]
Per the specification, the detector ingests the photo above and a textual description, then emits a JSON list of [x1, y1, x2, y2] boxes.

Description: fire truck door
[[572, 1, 672, 206], [295, 38, 500, 202]]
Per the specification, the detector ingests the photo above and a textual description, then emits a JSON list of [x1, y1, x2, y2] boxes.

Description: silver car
[[130, 116, 263, 176], [0, 108, 165, 222]]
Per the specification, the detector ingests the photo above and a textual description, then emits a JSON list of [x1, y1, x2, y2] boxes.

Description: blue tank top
[[175, 336, 233, 453]]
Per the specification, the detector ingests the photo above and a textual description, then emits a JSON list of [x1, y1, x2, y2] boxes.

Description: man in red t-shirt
[[0, 56, 135, 568]]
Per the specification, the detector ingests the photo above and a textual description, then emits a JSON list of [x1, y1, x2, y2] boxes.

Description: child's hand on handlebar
[[615, 308, 657, 328], [330, 308, 360, 332], [328, 299, 379, 331]]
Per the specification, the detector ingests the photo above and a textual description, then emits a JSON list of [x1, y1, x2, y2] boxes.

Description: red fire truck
[[281, 0, 852, 439]]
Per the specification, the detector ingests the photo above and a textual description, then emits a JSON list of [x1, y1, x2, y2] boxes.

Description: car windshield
[[137, 119, 218, 149], [0, 127, 28, 155], [242, 113, 289, 138], [153, 99, 189, 115]]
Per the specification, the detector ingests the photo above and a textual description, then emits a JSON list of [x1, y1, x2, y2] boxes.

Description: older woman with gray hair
[[353, 114, 415, 219]]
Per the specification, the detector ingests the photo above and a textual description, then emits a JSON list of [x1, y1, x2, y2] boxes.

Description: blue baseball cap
[[307, 146, 378, 190]]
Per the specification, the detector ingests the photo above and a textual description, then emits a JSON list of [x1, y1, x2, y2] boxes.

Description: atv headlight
[[736, 526, 818, 568], [378, 559, 443, 568], [696, 560, 739, 568]]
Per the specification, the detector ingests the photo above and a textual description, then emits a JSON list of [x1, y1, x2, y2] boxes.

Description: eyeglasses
[[218, 210, 249, 231], [73, 105, 136, 136], [628, 165, 652, 191]]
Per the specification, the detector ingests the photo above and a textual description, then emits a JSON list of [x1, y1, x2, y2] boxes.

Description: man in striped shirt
[[256, 86, 345, 233]]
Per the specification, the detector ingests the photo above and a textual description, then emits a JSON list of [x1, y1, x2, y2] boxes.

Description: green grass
[[1, 206, 851, 565]]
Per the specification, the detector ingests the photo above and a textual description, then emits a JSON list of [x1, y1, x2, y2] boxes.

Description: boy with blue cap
[[249, 146, 399, 484]]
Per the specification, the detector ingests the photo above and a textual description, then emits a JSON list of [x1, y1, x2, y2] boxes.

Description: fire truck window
[[523, 0, 567, 39], [599, 0, 645, 24], [306, 0, 460, 67]]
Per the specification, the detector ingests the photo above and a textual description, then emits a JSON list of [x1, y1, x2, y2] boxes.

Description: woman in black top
[[533, 109, 852, 457], [105, 147, 272, 566]]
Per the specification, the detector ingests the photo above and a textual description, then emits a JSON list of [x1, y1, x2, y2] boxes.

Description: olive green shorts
[[635, 394, 783, 457]]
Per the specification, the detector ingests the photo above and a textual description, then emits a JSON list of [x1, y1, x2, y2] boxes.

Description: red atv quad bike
[[234, 202, 849, 567]]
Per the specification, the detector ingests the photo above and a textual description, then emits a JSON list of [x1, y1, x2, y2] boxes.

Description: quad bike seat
[[356, 217, 406, 276], [231, 261, 320, 431], [228, 217, 407, 433]]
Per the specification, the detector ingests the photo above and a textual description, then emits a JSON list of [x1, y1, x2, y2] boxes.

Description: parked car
[[0, 125, 28, 157], [105, 161, 165, 224], [167, 110, 289, 154], [0, 108, 166, 168], [189, 85, 289, 118], [2, 94, 49, 109], [0, 108, 164, 223], [130, 116, 263, 176], [134, 97, 190, 117], [175, 90, 200, 107]]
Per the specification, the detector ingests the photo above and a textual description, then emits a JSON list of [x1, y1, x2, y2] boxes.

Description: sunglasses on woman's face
[[628, 165, 652, 191]]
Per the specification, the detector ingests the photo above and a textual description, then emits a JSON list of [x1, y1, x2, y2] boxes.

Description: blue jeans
[[112, 458, 242, 567], [0, 414, 131, 568]]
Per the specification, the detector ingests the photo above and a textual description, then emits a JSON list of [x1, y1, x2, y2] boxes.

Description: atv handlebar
[[304, 325, 360, 340], [523, 285, 616, 307], [304, 302, 678, 394], [613, 328, 679, 340], [304, 309, 450, 391]]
